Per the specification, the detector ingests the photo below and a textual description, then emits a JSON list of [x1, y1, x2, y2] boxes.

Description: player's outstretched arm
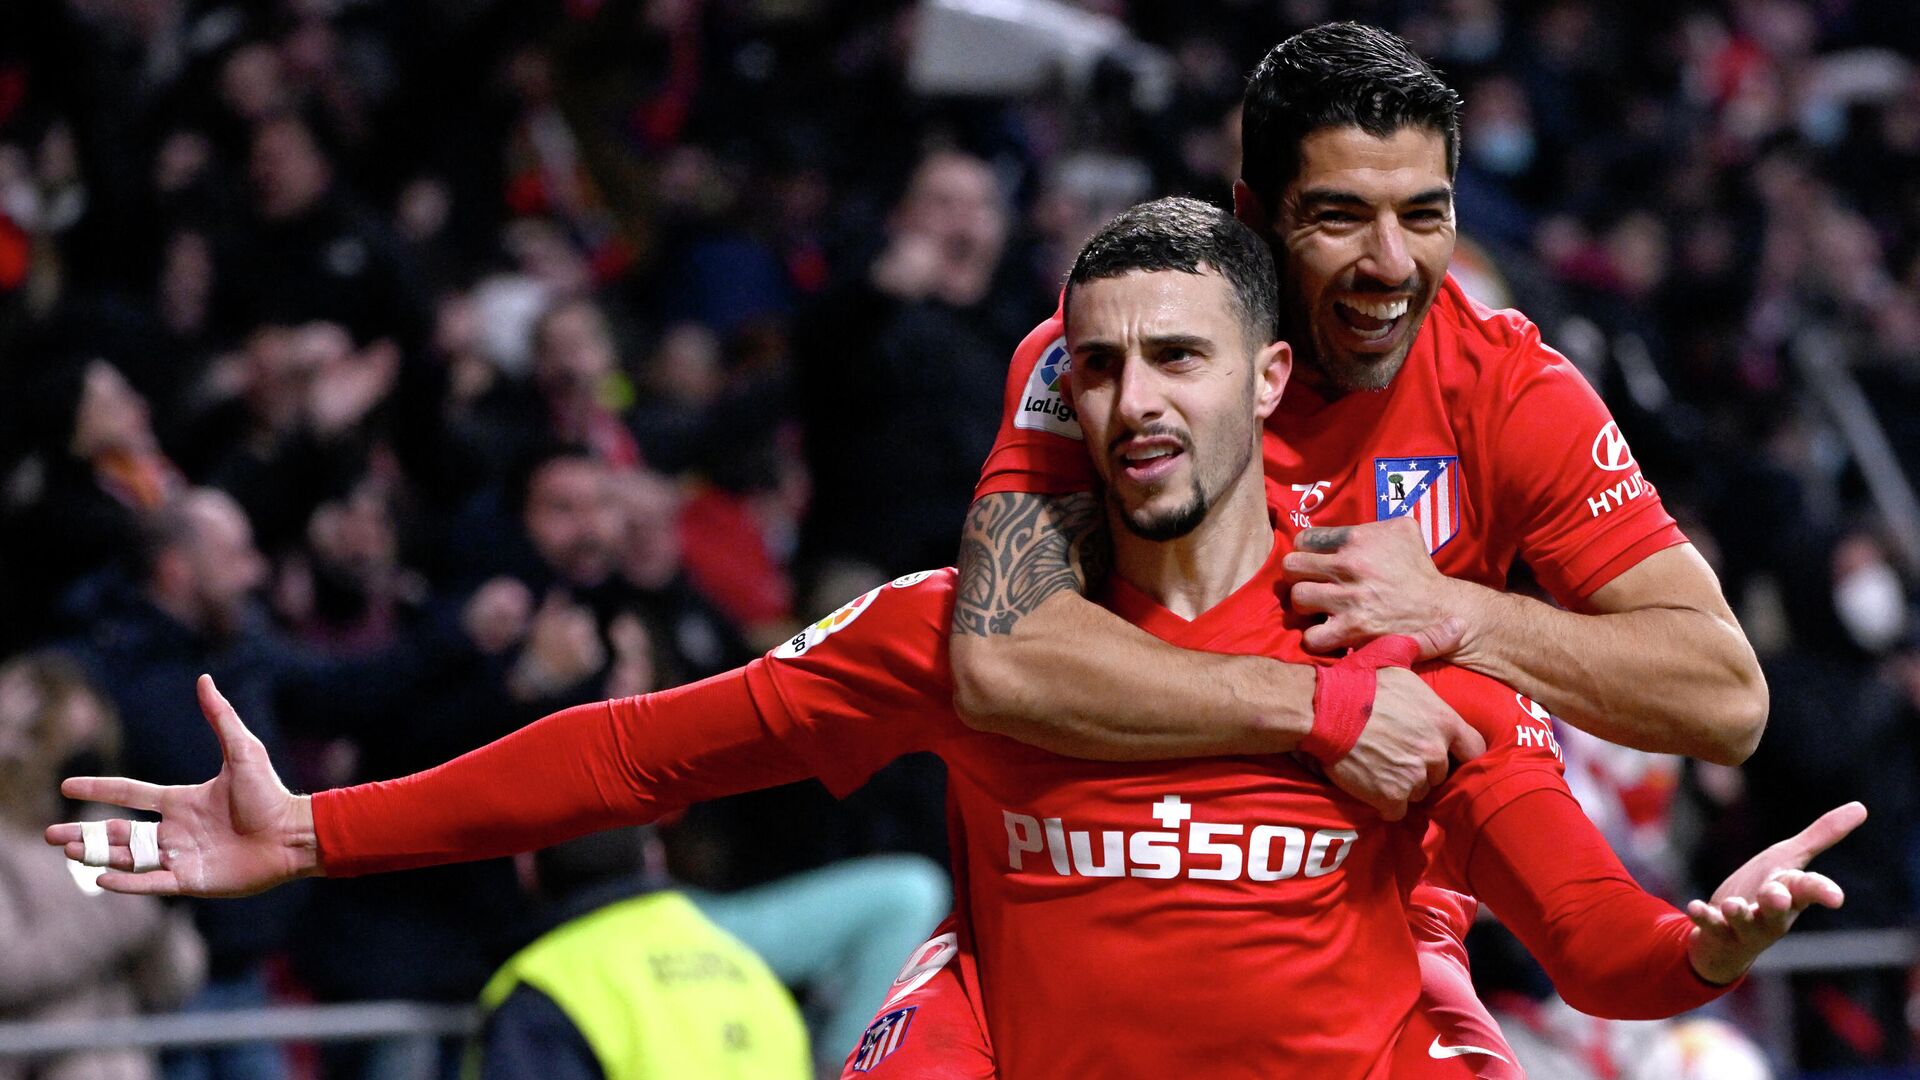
[[949, 490, 1482, 819], [45, 675, 320, 898], [1463, 785, 1859, 1018], [1685, 801, 1862, 984]]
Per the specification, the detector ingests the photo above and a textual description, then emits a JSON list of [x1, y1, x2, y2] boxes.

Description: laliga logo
[[1591, 422, 1635, 472], [1014, 338, 1082, 439], [1038, 343, 1070, 390], [774, 586, 880, 658]]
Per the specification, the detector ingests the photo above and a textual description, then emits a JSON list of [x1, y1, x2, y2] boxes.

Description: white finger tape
[[130, 820, 162, 873], [81, 820, 109, 867]]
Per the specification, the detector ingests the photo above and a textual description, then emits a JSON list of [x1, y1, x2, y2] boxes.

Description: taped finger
[[130, 820, 161, 873], [81, 820, 110, 867]]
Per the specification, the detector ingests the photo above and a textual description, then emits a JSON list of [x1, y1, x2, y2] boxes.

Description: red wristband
[[1301, 635, 1423, 764], [1303, 663, 1373, 762]]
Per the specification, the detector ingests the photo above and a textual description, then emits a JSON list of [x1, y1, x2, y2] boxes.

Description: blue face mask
[[1471, 124, 1536, 177]]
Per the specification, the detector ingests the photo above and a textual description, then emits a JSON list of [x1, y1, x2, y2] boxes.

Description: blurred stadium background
[[1, 0, 1918, 1077]]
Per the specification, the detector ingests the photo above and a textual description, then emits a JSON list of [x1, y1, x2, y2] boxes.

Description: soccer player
[[947, 22, 1767, 818], [929, 24, 1771, 1074], [51, 201, 1846, 1079]]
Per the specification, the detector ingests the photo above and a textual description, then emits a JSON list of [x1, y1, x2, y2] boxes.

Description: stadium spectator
[[229, 113, 429, 353], [0, 652, 205, 1080], [474, 826, 812, 1080], [1, 357, 182, 650], [2, 0, 1919, 1069], [63, 487, 521, 1080], [794, 148, 1045, 598]]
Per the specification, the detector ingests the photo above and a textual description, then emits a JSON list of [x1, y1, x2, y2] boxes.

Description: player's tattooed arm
[[948, 492, 1325, 761], [948, 492, 1476, 814], [951, 491, 1110, 637]]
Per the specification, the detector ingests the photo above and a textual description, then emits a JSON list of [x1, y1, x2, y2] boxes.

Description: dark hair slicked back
[[1241, 22, 1463, 209], [1066, 197, 1278, 346]]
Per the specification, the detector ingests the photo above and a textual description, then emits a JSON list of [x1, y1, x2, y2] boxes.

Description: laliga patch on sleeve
[[1012, 339, 1082, 440], [850, 1006, 917, 1072], [774, 586, 881, 659]]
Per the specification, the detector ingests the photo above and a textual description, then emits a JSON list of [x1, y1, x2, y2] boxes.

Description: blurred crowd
[[0, 0, 1918, 1076]]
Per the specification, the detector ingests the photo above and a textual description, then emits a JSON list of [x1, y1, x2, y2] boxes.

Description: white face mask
[[1834, 561, 1909, 654]]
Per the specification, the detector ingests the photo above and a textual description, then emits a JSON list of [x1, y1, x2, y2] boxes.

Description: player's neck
[[1110, 469, 1273, 620]]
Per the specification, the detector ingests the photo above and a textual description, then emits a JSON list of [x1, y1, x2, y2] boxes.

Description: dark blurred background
[[0, 1, 1917, 1078]]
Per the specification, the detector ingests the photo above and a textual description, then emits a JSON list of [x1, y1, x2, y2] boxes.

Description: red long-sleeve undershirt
[[313, 671, 811, 875], [311, 674, 1728, 1021], [1463, 786, 1726, 1018]]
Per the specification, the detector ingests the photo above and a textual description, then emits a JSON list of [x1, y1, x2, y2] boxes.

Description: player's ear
[[1253, 339, 1290, 420], [1232, 180, 1271, 234]]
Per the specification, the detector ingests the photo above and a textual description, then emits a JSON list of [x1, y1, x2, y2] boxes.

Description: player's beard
[[1289, 285, 1430, 394], [1117, 470, 1210, 541], [1113, 388, 1260, 543]]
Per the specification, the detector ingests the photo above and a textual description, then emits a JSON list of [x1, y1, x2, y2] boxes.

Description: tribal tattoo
[[952, 491, 1111, 637]]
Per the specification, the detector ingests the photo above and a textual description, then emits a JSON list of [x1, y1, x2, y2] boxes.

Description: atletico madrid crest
[[850, 1006, 917, 1072], [1375, 456, 1461, 554]]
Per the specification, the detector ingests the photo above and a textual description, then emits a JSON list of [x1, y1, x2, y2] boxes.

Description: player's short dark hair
[[1065, 197, 1278, 348], [1240, 22, 1463, 209]]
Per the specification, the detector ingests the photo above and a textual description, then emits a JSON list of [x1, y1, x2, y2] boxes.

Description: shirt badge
[[1376, 456, 1461, 554], [850, 1006, 917, 1072], [1012, 338, 1082, 440]]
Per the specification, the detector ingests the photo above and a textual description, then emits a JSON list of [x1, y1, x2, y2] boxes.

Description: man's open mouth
[[1333, 296, 1411, 343]]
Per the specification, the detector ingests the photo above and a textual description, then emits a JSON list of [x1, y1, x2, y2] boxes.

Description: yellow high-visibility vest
[[472, 891, 810, 1080]]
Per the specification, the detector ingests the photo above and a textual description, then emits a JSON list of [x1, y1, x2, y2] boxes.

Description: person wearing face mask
[[1731, 527, 1915, 1066]]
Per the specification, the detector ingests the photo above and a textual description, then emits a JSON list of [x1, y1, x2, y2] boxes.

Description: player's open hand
[[1686, 801, 1864, 985], [1326, 662, 1484, 821], [44, 674, 320, 898]]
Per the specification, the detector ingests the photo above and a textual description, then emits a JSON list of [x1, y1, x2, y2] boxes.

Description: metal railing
[[0, 930, 1912, 1073], [0, 1000, 476, 1080]]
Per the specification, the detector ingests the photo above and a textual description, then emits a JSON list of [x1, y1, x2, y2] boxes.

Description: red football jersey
[[316, 556, 1711, 1078], [973, 272, 1689, 969], [741, 546, 1565, 1079], [977, 274, 1685, 601]]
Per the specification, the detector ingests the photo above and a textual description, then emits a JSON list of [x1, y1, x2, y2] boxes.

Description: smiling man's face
[[1272, 126, 1455, 392]]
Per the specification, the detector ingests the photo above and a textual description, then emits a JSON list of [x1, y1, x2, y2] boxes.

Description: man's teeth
[[1343, 298, 1409, 320], [1127, 448, 1176, 463]]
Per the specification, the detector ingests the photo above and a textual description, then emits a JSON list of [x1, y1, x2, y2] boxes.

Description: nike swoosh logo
[[1428, 1036, 1510, 1063]]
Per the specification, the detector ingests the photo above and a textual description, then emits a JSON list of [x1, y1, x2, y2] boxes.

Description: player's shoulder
[[1425, 275, 1560, 386], [774, 569, 957, 661]]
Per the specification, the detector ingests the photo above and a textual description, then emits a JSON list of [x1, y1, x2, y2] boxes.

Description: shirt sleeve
[[741, 569, 962, 796], [1420, 664, 1568, 839], [1478, 321, 1686, 603], [1466, 789, 1732, 1019], [313, 574, 960, 877], [972, 303, 1097, 499], [1421, 666, 1731, 1020]]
